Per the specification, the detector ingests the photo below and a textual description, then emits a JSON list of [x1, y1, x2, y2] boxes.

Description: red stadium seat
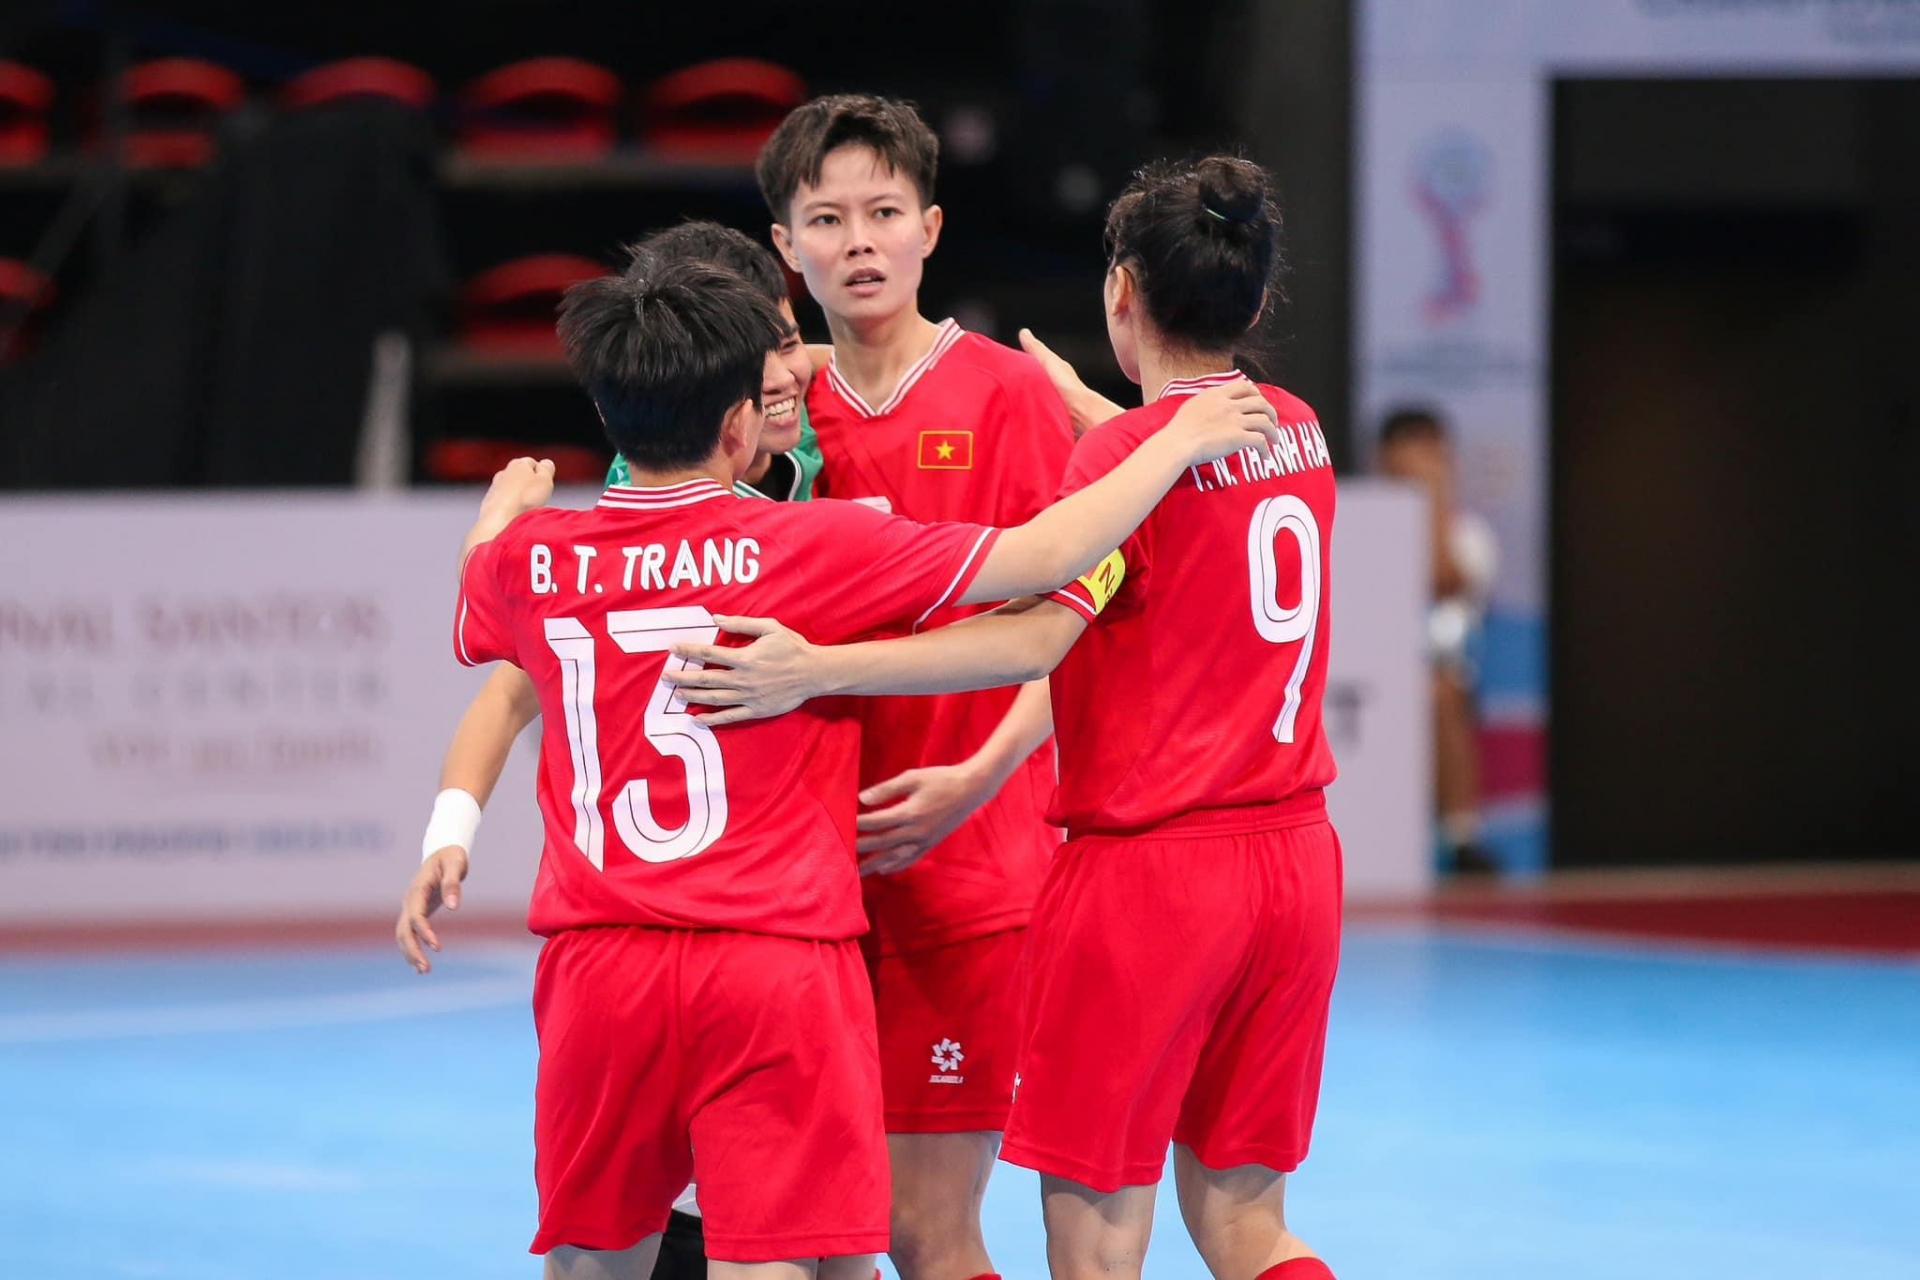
[[426, 439, 608, 484], [0, 62, 55, 165], [642, 58, 805, 161], [458, 57, 621, 159], [113, 58, 245, 168], [0, 257, 55, 362], [458, 253, 609, 355], [282, 57, 437, 112]]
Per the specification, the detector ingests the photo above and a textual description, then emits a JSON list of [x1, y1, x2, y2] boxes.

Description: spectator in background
[[1377, 408, 1500, 876]]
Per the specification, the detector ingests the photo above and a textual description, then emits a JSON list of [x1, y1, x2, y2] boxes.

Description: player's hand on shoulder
[[479, 457, 557, 523], [396, 845, 469, 975], [1169, 381, 1281, 464], [854, 765, 993, 875], [1019, 328, 1120, 438], [664, 615, 823, 726]]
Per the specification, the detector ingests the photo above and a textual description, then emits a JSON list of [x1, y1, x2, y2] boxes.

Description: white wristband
[[422, 789, 483, 862]]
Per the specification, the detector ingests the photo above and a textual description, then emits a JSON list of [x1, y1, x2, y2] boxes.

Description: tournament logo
[[1412, 130, 1492, 325]]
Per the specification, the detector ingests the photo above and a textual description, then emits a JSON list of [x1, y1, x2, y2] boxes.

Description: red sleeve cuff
[[913, 527, 1002, 631], [1047, 582, 1101, 622]]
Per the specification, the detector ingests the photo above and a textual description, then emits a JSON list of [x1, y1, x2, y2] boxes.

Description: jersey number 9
[[1248, 496, 1323, 744]]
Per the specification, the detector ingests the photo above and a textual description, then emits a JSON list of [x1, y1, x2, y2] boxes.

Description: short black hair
[[625, 220, 790, 310], [1379, 406, 1447, 447], [558, 254, 785, 470], [1105, 153, 1283, 352], [757, 93, 939, 223]]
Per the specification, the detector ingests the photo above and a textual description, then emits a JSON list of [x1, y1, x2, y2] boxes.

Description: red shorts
[[1001, 820, 1342, 1193], [530, 926, 889, 1261], [864, 927, 1025, 1134]]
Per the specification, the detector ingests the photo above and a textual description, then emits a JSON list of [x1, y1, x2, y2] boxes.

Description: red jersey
[[455, 478, 999, 939], [810, 320, 1074, 954], [1045, 373, 1338, 837]]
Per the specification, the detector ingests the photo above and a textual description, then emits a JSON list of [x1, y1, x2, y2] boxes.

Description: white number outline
[[1247, 495, 1323, 744], [542, 607, 729, 869]]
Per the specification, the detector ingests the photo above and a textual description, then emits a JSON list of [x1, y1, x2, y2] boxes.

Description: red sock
[[1256, 1260, 1334, 1280], [961, 1274, 1001, 1280]]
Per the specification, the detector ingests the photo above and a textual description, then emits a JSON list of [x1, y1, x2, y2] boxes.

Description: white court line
[[0, 947, 537, 1044]]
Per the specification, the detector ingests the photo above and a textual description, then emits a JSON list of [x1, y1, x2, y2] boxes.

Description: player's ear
[[919, 203, 943, 259], [1105, 263, 1134, 319], [769, 223, 802, 273], [719, 397, 760, 457]]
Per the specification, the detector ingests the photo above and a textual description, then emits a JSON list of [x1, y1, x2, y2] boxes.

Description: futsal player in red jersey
[[755, 94, 1073, 1280], [447, 250, 1282, 1280], [397, 220, 827, 1280], [667, 155, 1343, 1280]]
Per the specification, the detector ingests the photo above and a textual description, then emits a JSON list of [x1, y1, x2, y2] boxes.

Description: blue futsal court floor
[[3, 924, 1916, 1280]]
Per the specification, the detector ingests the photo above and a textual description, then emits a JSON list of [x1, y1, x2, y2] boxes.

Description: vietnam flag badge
[[917, 430, 974, 470]]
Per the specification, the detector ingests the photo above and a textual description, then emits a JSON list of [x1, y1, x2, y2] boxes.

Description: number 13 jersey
[[455, 478, 999, 939], [1044, 374, 1339, 838]]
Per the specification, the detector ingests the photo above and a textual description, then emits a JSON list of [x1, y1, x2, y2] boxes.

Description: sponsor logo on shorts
[[930, 1037, 966, 1084]]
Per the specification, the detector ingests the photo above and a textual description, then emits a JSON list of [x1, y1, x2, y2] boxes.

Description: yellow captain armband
[[1075, 549, 1128, 615]]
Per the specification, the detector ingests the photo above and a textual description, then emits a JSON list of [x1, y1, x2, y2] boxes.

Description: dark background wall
[[0, 0, 1360, 483], [1552, 78, 1920, 867]]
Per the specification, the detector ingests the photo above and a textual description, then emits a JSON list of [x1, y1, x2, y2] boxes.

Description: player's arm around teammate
[[955, 377, 1277, 598], [664, 370, 1277, 720], [667, 592, 1084, 723], [662, 332, 1127, 717]]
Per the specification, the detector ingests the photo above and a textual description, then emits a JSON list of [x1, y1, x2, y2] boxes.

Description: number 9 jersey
[[1044, 373, 1338, 838], [454, 478, 1000, 939]]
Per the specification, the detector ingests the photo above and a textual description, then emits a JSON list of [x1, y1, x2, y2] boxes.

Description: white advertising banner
[[0, 494, 546, 924], [0, 489, 1432, 927], [1357, 72, 1547, 617]]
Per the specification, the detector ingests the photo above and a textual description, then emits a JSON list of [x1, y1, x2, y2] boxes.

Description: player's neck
[[825, 308, 943, 409], [1139, 344, 1238, 404], [742, 451, 774, 486], [621, 459, 736, 491]]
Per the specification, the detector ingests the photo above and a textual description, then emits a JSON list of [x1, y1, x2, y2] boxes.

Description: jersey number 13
[[542, 607, 729, 869]]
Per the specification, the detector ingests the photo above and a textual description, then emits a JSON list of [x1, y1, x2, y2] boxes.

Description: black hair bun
[[1196, 155, 1266, 227]]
